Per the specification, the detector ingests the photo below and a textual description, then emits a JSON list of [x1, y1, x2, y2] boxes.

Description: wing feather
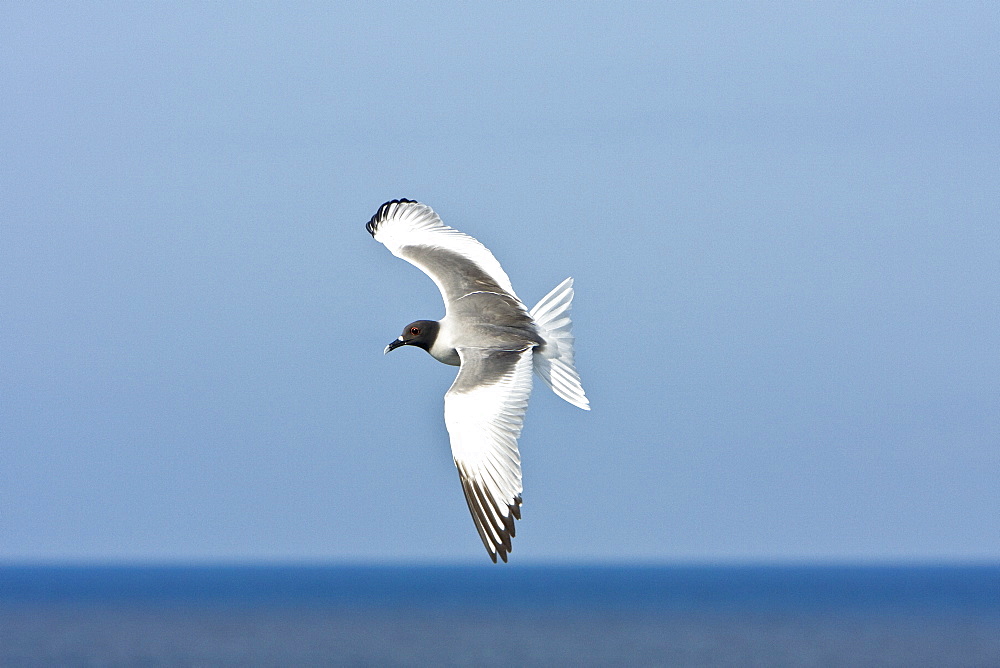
[[445, 347, 533, 562], [366, 199, 520, 307]]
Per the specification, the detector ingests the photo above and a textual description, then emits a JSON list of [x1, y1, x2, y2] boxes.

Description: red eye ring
[[409, 327, 421, 336]]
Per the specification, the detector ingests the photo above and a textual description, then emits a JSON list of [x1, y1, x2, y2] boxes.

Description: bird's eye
[[409, 326, 421, 336]]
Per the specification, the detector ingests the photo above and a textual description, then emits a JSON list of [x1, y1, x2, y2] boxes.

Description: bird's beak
[[384, 337, 406, 354]]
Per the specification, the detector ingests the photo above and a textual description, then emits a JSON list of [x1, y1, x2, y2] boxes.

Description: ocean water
[[1, 565, 998, 667]]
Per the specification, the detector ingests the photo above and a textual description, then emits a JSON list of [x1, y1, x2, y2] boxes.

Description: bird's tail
[[529, 277, 591, 411]]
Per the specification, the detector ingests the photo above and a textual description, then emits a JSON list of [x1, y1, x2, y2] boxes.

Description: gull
[[367, 199, 590, 562]]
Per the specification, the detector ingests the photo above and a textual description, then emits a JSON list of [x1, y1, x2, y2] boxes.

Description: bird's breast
[[429, 343, 461, 366], [429, 318, 462, 365]]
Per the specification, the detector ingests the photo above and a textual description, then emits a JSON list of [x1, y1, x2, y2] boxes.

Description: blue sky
[[2, 2, 998, 563]]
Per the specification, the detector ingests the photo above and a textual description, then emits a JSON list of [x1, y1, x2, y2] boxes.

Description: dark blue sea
[[1, 564, 999, 666]]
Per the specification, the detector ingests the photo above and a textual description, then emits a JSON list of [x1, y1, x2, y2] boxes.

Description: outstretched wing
[[445, 346, 534, 562], [366, 199, 523, 312]]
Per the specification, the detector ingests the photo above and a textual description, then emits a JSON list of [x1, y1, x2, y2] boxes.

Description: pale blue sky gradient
[[2, 2, 998, 563]]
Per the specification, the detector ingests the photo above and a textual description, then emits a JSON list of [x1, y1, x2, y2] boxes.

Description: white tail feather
[[530, 277, 591, 410]]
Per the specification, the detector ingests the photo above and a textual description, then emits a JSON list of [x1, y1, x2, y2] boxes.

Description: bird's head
[[384, 320, 440, 354]]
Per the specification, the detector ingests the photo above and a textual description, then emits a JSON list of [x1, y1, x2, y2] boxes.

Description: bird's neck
[[428, 317, 461, 366]]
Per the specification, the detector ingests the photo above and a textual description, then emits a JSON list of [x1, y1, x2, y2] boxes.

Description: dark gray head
[[384, 320, 440, 355]]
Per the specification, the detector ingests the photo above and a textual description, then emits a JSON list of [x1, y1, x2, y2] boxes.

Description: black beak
[[384, 337, 406, 354]]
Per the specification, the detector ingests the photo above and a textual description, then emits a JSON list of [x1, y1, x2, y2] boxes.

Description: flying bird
[[367, 199, 590, 562]]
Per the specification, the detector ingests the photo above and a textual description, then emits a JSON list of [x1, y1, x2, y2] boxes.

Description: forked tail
[[530, 277, 591, 410]]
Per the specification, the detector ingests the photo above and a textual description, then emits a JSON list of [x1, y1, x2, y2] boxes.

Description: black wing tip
[[458, 467, 524, 564], [487, 496, 523, 564], [366, 198, 419, 237]]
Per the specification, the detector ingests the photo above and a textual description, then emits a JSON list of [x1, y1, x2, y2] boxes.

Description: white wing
[[445, 346, 534, 562], [366, 199, 521, 311]]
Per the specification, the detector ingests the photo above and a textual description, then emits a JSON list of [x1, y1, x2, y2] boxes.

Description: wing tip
[[492, 495, 522, 564], [486, 496, 521, 564], [458, 466, 524, 564], [366, 198, 419, 237]]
